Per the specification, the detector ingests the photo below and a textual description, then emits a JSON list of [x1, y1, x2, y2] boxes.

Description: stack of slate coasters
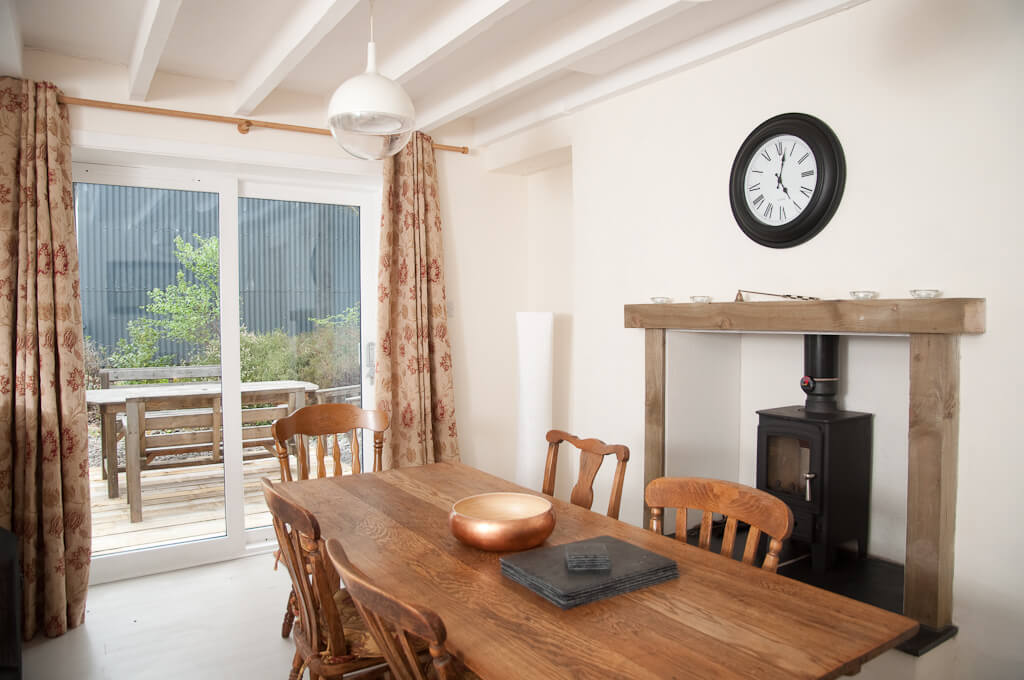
[[500, 535, 678, 609]]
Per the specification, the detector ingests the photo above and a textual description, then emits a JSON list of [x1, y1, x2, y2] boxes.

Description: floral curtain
[[374, 132, 459, 469], [0, 78, 91, 639]]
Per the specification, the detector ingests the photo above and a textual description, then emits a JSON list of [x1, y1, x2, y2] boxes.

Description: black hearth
[[756, 335, 872, 572]]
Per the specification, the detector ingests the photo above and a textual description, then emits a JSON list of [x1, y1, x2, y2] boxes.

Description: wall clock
[[729, 113, 845, 248]]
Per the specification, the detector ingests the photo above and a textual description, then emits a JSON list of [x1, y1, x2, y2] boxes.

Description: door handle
[[803, 472, 816, 502]]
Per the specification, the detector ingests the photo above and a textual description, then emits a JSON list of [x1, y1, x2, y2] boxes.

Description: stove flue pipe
[[800, 335, 839, 413]]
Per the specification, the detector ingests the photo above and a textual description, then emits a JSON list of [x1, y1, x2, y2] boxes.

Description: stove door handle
[[803, 472, 817, 503]]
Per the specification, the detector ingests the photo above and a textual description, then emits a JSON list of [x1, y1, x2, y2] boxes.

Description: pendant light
[[327, 0, 415, 160]]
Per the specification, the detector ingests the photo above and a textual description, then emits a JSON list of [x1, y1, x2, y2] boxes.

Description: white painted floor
[[23, 554, 296, 680]]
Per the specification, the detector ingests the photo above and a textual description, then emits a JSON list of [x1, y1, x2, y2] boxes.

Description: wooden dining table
[[276, 462, 918, 679]]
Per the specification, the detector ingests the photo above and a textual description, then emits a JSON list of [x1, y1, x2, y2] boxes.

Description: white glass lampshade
[[328, 42, 415, 160]]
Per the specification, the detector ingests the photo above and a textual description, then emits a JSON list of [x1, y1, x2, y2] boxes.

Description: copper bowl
[[449, 492, 555, 552]]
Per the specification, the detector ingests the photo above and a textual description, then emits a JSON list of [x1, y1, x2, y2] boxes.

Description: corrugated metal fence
[[75, 183, 360, 363]]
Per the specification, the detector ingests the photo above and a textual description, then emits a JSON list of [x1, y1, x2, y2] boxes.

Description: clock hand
[[780, 183, 801, 210], [776, 150, 786, 188]]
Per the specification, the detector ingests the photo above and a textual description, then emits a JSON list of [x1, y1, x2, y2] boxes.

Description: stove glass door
[[765, 435, 811, 498]]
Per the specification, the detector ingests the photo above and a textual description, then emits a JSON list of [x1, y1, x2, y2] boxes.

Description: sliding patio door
[[236, 179, 376, 535], [74, 163, 378, 582], [74, 164, 243, 583]]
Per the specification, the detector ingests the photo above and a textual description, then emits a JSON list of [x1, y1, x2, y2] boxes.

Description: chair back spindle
[[272, 403, 388, 481], [646, 477, 794, 572]]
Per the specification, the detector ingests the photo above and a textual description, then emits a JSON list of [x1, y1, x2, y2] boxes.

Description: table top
[[277, 462, 918, 680], [85, 379, 318, 406]]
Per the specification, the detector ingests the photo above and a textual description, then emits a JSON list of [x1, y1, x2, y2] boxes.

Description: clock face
[[729, 113, 845, 248], [743, 134, 818, 227]]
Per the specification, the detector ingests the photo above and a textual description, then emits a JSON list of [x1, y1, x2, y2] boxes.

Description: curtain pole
[[56, 95, 470, 154]]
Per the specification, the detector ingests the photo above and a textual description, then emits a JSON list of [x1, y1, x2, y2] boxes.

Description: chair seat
[[332, 589, 390, 659]]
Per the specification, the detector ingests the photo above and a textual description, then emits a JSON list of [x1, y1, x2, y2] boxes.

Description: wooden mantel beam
[[625, 298, 985, 335]]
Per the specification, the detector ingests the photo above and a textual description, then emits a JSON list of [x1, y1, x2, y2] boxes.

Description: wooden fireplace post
[[643, 329, 666, 530], [905, 333, 959, 629]]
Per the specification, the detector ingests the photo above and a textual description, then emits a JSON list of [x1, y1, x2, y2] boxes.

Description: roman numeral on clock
[[748, 183, 760, 192], [801, 170, 814, 177], [752, 194, 765, 208], [763, 202, 773, 219], [798, 152, 809, 164], [761, 149, 771, 161], [775, 142, 784, 156], [779, 206, 787, 221], [800, 186, 813, 198]]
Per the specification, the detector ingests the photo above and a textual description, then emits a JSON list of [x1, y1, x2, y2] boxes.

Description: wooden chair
[[542, 430, 630, 519], [271, 403, 389, 481], [325, 538, 479, 680], [645, 477, 794, 572], [261, 478, 387, 680], [272, 403, 389, 639]]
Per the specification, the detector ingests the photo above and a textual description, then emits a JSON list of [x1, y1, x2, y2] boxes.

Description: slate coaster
[[500, 535, 678, 609], [566, 541, 611, 572]]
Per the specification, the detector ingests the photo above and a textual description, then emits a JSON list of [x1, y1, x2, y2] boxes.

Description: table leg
[[285, 390, 306, 464], [126, 400, 144, 523], [103, 408, 119, 498], [211, 397, 222, 463]]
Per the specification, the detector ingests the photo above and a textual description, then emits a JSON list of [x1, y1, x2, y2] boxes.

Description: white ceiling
[[7, 0, 869, 147]]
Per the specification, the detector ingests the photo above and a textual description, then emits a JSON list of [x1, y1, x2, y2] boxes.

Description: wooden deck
[[90, 458, 279, 556], [90, 434, 355, 556]]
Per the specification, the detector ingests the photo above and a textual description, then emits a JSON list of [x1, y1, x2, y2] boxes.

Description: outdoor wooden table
[[276, 462, 918, 679], [86, 380, 318, 499]]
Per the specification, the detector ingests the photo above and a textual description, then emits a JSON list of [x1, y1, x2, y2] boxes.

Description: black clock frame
[[729, 113, 846, 248]]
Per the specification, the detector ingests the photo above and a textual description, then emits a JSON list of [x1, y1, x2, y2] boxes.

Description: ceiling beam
[[233, 0, 360, 116], [127, 0, 183, 101], [0, 0, 23, 79], [416, 0, 705, 131], [472, 0, 870, 146], [380, 0, 531, 83]]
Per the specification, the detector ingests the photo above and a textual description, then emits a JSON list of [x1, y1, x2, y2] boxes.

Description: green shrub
[[240, 329, 296, 382], [237, 307, 361, 389], [83, 336, 104, 389], [107, 319, 173, 368]]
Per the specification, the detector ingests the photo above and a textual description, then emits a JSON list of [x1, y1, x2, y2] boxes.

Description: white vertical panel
[[218, 175, 244, 546], [515, 311, 554, 489]]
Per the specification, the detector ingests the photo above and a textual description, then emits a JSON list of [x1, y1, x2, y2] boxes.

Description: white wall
[[524, 164, 578, 498], [434, 121, 529, 482], [445, 0, 1022, 677]]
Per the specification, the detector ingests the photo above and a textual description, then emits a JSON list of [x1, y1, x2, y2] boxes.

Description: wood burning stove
[[756, 335, 872, 572]]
